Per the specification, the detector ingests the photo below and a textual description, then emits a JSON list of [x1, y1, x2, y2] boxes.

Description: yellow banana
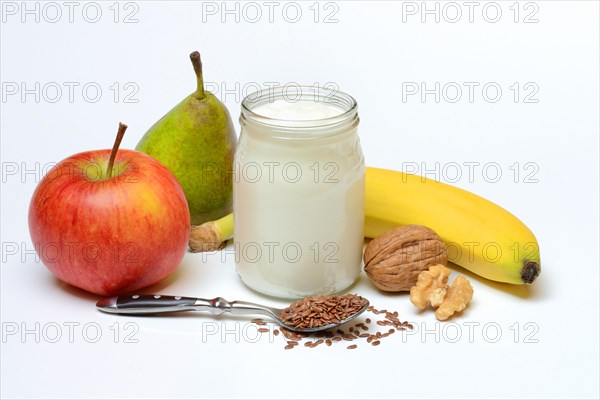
[[365, 167, 540, 284]]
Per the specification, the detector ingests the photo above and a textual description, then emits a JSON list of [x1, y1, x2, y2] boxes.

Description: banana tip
[[521, 260, 541, 284]]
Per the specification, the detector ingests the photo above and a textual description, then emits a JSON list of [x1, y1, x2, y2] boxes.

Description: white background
[[1, 1, 599, 399]]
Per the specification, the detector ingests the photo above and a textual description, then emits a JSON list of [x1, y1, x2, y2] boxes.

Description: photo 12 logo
[[200, 1, 340, 24], [204, 81, 340, 104], [1, 81, 140, 104], [400, 1, 539, 23], [401, 161, 540, 184], [400, 321, 540, 344], [401, 82, 540, 104], [201, 241, 340, 264], [2, 240, 140, 265], [1, 1, 140, 23], [232, 161, 340, 184], [2, 159, 143, 185], [2, 321, 140, 344]]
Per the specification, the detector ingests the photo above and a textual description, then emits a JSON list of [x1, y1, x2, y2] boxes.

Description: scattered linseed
[[249, 298, 412, 350]]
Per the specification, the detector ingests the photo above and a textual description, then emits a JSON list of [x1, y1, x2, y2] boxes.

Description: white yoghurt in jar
[[234, 86, 364, 299]]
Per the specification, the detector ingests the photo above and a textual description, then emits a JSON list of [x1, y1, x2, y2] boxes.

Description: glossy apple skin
[[28, 149, 190, 296]]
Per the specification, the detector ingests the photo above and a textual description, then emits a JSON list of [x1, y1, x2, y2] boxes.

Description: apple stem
[[107, 123, 127, 178], [190, 51, 205, 100]]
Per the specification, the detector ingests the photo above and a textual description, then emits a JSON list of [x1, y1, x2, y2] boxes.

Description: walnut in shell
[[364, 225, 448, 292]]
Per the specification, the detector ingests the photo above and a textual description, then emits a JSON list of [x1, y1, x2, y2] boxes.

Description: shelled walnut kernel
[[409, 264, 451, 309], [410, 264, 473, 321], [435, 275, 473, 321]]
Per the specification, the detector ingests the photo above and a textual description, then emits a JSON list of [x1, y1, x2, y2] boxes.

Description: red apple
[[28, 123, 190, 296]]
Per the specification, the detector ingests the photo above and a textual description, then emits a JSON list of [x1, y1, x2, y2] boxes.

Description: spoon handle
[[96, 294, 200, 314], [96, 295, 279, 319]]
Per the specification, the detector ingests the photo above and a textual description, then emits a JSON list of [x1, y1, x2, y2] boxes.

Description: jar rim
[[240, 86, 358, 137]]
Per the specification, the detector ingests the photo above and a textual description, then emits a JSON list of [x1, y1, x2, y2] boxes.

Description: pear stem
[[190, 51, 205, 100], [107, 123, 127, 178]]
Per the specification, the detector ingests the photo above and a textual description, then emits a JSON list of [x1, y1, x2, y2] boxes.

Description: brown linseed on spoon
[[279, 293, 367, 330]]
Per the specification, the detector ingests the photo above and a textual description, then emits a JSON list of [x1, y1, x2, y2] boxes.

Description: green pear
[[136, 51, 237, 225]]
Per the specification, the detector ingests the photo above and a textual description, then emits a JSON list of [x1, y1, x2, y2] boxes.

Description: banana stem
[[189, 213, 234, 252]]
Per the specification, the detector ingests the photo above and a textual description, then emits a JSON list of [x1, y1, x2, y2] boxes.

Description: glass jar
[[233, 86, 364, 299]]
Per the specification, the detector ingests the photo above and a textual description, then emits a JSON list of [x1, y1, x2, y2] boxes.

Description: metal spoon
[[96, 294, 370, 333]]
